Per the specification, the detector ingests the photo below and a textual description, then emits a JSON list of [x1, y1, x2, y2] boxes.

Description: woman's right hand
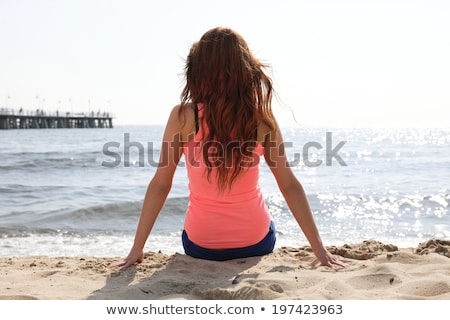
[[110, 248, 144, 269]]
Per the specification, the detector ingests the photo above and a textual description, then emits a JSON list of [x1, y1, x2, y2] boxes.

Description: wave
[[0, 184, 70, 194], [1, 189, 448, 246], [264, 191, 450, 210], [0, 151, 105, 171], [0, 196, 190, 235], [262, 191, 450, 223]]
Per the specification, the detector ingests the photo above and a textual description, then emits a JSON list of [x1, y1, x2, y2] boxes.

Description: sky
[[1, 0, 449, 127]]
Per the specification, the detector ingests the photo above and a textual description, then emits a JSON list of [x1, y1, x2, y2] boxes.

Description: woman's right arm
[[263, 123, 344, 267]]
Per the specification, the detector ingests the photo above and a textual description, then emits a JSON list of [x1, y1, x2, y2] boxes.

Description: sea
[[0, 125, 449, 258]]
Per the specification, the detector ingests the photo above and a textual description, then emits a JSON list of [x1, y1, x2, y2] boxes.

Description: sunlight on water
[[0, 126, 449, 256]]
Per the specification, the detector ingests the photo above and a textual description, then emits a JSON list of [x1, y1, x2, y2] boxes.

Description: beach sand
[[1, 239, 449, 300]]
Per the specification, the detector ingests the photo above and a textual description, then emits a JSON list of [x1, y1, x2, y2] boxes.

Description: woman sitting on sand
[[114, 27, 343, 267]]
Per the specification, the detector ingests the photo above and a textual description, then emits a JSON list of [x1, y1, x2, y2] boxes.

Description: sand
[[0, 239, 449, 300]]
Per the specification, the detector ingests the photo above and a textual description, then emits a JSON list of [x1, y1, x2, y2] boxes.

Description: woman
[[113, 27, 343, 268]]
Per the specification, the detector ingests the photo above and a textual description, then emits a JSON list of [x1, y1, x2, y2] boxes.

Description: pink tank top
[[182, 104, 271, 249]]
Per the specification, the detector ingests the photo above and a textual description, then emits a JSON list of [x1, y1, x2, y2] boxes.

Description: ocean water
[[0, 125, 449, 258]]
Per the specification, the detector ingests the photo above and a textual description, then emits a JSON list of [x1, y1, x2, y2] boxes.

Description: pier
[[0, 108, 113, 129]]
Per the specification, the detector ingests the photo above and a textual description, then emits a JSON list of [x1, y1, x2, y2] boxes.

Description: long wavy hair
[[180, 27, 276, 192]]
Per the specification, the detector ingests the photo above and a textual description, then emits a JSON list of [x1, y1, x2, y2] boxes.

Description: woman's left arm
[[111, 105, 184, 268]]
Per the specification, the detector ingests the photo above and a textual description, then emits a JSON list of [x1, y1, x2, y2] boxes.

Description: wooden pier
[[0, 108, 113, 129]]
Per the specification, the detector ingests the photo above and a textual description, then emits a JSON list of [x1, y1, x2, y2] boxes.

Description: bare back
[[178, 103, 272, 147]]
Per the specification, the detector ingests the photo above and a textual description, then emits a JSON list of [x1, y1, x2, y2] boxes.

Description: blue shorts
[[182, 221, 276, 261]]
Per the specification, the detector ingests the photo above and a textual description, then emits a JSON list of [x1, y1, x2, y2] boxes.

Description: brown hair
[[180, 27, 276, 192]]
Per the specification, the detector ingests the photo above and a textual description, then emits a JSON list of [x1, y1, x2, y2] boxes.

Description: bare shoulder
[[170, 103, 196, 142], [257, 121, 280, 146]]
